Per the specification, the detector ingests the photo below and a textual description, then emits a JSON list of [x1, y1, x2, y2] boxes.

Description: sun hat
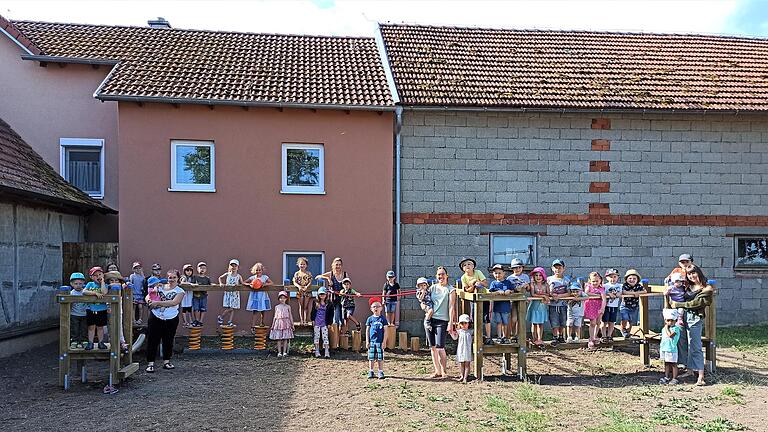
[[341, 277, 352, 284], [551, 259, 565, 267], [197, 261, 207, 267], [416, 277, 430, 286], [530, 267, 547, 280], [670, 273, 685, 282], [278, 290, 289, 298], [458, 258, 477, 269], [678, 254, 693, 262], [151, 263, 161, 270], [131, 261, 142, 269], [458, 314, 470, 323], [147, 276, 161, 286], [183, 264, 193, 271], [317, 287, 327, 295], [104, 271, 124, 282], [624, 269, 641, 282], [88, 266, 103, 277], [662, 308, 679, 321], [69, 272, 86, 282], [386, 270, 395, 278], [229, 259, 239, 266], [510, 258, 524, 268], [491, 264, 504, 271], [604, 268, 619, 277]]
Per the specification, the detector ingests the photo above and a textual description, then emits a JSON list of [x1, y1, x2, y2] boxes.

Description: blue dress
[[246, 275, 272, 311], [526, 288, 549, 325]]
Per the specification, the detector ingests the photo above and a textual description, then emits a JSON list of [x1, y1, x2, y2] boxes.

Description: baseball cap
[[369, 297, 382, 307], [197, 261, 207, 267], [386, 270, 395, 278], [69, 272, 86, 282], [147, 276, 161, 286], [678, 254, 693, 262], [341, 277, 352, 284], [604, 268, 619, 277], [183, 264, 193, 271], [510, 258, 524, 268], [131, 261, 142, 269], [229, 259, 240, 266], [416, 277, 429, 286], [491, 264, 504, 271], [278, 290, 289, 298], [569, 282, 582, 290], [458, 314, 470, 323], [317, 287, 327, 295], [551, 259, 565, 267], [88, 266, 103, 277]]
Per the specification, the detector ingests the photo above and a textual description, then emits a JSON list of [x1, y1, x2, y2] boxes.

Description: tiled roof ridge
[[379, 22, 768, 43], [12, 19, 375, 42], [0, 15, 42, 54]]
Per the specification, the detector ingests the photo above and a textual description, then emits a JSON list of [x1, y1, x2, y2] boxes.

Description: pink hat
[[88, 266, 103, 277], [278, 290, 289, 298], [530, 267, 547, 280]]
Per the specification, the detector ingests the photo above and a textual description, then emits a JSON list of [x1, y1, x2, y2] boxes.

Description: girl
[[315, 257, 347, 331], [455, 314, 473, 383], [218, 259, 243, 326], [583, 271, 607, 349], [270, 291, 295, 357], [179, 264, 194, 328], [145, 269, 185, 373], [245, 262, 273, 329], [310, 287, 333, 358], [526, 267, 549, 347], [292, 257, 313, 326]]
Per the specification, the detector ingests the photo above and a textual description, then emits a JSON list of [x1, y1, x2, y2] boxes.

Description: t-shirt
[[506, 273, 530, 291], [488, 279, 513, 313], [128, 273, 146, 297], [603, 282, 623, 308], [546, 276, 571, 307], [461, 270, 486, 291], [314, 303, 327, 327], [84, 281, 108, 312], [621, 283, 645, 309], [659, 324, 682, 353], [667, 285, 687, 303], [151, 286, 185, 320], [366, 314, 388, 344], [429, 283, 456, 322], [382, 282, 400, 302], [70, 289, 88, 316], [340, 287, 358, 308], [190, 274, 211, 297]]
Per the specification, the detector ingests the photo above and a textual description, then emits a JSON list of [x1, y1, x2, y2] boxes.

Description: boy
[[547, 259, 571, 345], [488, 264, 514, 344], [666, 273, 687, 328], [620, 269, 647, 338], [416, 277, 434, 331], [566, 281, 587, 343], [128, 261, 146, 325], [602, 268, 623, 342], [506, 258, 530, 338], [190, 261, 210, 327], [340, 277, 362, 333], [659, 308, 682, 385], [69, 272, 88, 349], [382, 270, 400, 325], [83, 266, 108, 350], [366, 300, 388, 379], [460, 258, 490, 343]]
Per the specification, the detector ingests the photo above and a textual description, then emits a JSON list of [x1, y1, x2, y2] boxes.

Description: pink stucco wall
[[118, 103, 394, 332], [0, 34, 119, 240]]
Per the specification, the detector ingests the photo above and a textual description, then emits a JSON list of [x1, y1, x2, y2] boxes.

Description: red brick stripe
[[589, 161, 610, 172], [591, 118, 611, 130], [589, 182, 610, 193], [589, 203, 610, 215], [401, 213, 768, 226], [591, 139, 611, 151]]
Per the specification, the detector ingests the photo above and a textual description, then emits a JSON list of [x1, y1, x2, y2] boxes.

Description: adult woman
[[316, 257, 347, 331], [669, 264, 714, 386], [145, 269, 185, 372], [425, 266, 458, 379]]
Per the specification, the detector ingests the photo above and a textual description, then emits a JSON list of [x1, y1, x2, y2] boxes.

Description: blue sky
[[2, 0, 767, 38]]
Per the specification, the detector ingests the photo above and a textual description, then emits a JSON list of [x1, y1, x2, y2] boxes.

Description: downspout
[[394, 106, 403, 278]]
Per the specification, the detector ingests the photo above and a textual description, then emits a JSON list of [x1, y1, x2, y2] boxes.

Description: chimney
[[147, 17, 171, 29]]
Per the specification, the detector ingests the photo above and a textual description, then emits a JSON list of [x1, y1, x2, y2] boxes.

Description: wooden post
[[351, 330, 361, 351], [410, 336, 420, 352], [58, 299, 71, 389], [108, 295, 120, 387], [639, 294, 650, 366], [516, 297, 527, 380], [705, 283, 717, 372], [121, 287, 134, 367], [384, 324, 396, 350], [340, 334, 350, 350], [472, 296, 484, 381], [398, 331, 408, 351], [329, 324, 339, 349]]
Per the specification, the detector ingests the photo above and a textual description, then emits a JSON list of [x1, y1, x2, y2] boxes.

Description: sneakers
[[324, 351, 330, 359], [557, 336, 566, 343], [277, 353, 284, 358], [484, 338, 494, 345], [70, 341, 79, 349], [669, 378, 679, 385], [378, 370, 385, 379], [227, 321, 236, 327], [572, 336, 580, 343], [315, 351, 321, 358], [85, 342, 94, 350], [97, 341, 108, 350], [102, 385, 119, 394], [367, 370, 375, 379], [621, 331, 630, 338], [566, 337, 577, 344], [659, 377, 670, 385], [217, 315, 224, 325], [500, 338, 509, 344]]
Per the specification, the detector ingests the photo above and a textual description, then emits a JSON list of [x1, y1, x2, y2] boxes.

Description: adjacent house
[[377, 24, 768, 327]]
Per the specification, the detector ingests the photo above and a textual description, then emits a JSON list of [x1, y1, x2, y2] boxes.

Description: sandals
[[145, 364, 155, 373], [163, 362, 175, 370]]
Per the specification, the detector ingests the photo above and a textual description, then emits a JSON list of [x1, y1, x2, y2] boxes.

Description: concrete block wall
[[0, 202, 85, 335]]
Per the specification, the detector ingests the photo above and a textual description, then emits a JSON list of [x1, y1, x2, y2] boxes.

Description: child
[[245, 262, 273, 329], [270, 291, 295, 357], [620, 269, 647, 338], [659, 308, 682, 385], [566, 281, 587, 343], [455, 314, 473, 383], [292, 257, 313, 326], [665, 273, 687, 327], [547, 259, 570, 345], [488, 264, 514, 344], [147, 276, 162, 303], [460, 258, 490, 343], [69, 272, 88, 349], [583, 271, 607, 349], [506, 258, 530, 337], [602, 268, 622, 342], [83, 267, 108, 350], [150, 263, 163, 280], [218, 259, 243, 326], [382, 270, 400, 326], [179, 264, 194, 328], [340, 277, 362, 333], [366, 300, 388, 379], [128, 261, 146, 325], [190, 261, 210, 327], [310, 287, 333, 358], [526, 267, 549, 347], [415, 277, 434, 331]]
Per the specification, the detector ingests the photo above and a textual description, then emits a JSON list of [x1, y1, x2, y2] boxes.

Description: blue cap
[[69, 272, 86, 282], [147, 276, 161, 286], [569, 282, 582, 290], [317, 287, 327, 294], [551, 259, 565, 267]]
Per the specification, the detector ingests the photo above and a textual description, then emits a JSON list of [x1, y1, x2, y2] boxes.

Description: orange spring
[[253, 326, 268, 350], [188, 327, 203, 350], [220, 325, 235, 350]]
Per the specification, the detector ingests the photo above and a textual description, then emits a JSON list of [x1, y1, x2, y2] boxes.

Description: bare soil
[[1, 339, 766, 432]]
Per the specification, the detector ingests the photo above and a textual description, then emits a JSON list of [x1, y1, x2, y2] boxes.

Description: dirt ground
[[1, 339, 766, 432]]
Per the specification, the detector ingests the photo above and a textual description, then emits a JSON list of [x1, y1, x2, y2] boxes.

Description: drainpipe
[[395, 106, 403, 278]]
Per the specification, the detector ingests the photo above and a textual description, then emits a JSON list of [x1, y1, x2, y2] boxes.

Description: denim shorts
[[602, 306, 619, 323], [344, 307, 355, 318], [368, 342, 384, 361], [385, 300, 398, 312], [425, 318, 448, 348], [548, 305, 567, 328], [192, 295, 208, 312], [492, 311, 510, 325], [620, 306, 639, 324]]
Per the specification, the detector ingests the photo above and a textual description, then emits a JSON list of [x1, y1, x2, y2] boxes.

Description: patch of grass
[[718, 324, 768, 353], [719, 386, 745, 405], [651, 408, 697, 429], [427, 394, 454, 402], [365, 382, 382, 391], [485, 395, 513, 416], [630, 386, 663, 399], [485, 395, 549, 432], [397, 398, 423, 411], [696, 417, 747, 432], [514, 382, 559, 408], [415, 365, 429, 375], [586, 409, 653, 432]]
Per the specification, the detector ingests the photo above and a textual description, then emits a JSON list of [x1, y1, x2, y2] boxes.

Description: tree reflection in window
[[181, 146, 211, 184], [736, 237, 768, 267], [286, 148, 319, 186]]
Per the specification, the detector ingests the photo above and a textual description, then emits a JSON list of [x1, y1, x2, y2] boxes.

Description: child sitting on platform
[[244, 262, 273, 329], [69, 272, 88, 349], [218, 259, 244, 327], [270, 291, 295, 357], [488, 264, 514, 344], [566, 281, 587, 343], [455, 314, 473, 383], [340, 277, 362, 333], [311, 287, 333, 358], [366, 300, 388, 379], [659, 308, 682, 385], [83, 267, 108, 350], [416, 277, 434, 332], [602, 268, 622, 342], [292, 257, 313, 326]]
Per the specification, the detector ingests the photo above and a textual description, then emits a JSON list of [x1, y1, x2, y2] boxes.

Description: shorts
[[620, 306, 639, 324], [425, 318, 448, 348], [660, 350, 678, 363], [602, 306, 619, 323], [181, 306, 192, 313], [385, 300, 398, 313], [566, 315, 583, 327], [344, 307, 355, 318], [86, 309, 108, 327], [492, 311, 510, 326], [192, 295, 208, 312], [368, 342, 384, 361], [548, 305, 567, 328]]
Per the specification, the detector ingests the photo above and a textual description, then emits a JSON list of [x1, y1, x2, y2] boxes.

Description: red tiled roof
[[0, 117, 113, 213], [0, 15, 42, 55], [379, 23, 768, 110], [11, 20, 394, 109]]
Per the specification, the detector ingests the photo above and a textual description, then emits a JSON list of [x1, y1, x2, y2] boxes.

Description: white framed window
[[282, 251, 325, 288], [170, 140, 215, 192], [59, 138, 104, 199], [735, 236, 768, 269], [490, 234, 537, 267], [281, 143, 324, 194]]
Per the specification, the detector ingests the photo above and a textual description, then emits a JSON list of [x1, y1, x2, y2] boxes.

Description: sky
[[1, 0, 767, 38]]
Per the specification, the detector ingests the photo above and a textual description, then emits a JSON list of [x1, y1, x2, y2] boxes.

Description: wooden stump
[[398, 332, 408, 351], [410, 336, 420, 352], [351, 330, 361, 352], [384, 324, 396, 350], [340, 334, 350, 350], [329, 324, 339, 349]]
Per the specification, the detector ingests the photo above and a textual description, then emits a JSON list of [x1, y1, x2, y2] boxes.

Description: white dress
[[455, 328, 473, 363], [223, 273, 241, 309]]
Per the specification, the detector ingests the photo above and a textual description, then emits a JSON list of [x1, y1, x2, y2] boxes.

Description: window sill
[[168, 188, 216, 193], [734, 268, 768, 278], [86, 194, 104, 200], [280, 190, 326, 195]]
